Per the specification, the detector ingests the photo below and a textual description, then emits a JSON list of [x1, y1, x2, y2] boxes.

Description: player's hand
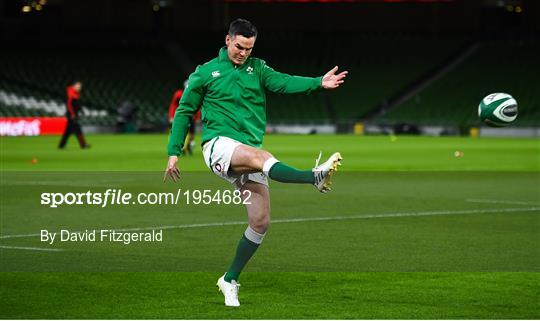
[[322, 66, 348, 89], [164, 156, 181, 182]]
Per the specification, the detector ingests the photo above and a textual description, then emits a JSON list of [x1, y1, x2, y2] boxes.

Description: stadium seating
[[0, 44, 181, 126], [378, 40, 540, 127], [254, 32, 468, 124], [7, 34, 532, 128]]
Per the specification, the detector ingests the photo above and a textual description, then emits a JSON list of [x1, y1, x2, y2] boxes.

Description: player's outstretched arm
[[321, 66, 348, 89], [164, 156, 181, 182]]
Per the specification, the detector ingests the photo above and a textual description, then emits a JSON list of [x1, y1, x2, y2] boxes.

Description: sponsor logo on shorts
[[214, 163, 223, 173]]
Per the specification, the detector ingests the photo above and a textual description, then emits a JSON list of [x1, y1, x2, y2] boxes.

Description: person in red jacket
[[169, 81, 200, 155], [58, 81, 90, 149], [168, 87, 184, 125]]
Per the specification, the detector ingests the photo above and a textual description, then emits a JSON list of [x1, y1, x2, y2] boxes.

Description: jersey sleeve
[[167, 68, 205, 156], [259, 60, 323, 94]]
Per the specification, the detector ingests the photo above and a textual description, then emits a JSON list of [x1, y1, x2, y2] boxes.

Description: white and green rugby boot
[[313, 152, 342, 193], [216, 274, 241, 307]]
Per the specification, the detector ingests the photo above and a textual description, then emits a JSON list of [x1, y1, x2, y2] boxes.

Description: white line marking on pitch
[[0, 245, 64, 252], [1, 206, 538, 240], [2, 181, 112, 187], [466, 198, 540, 206]]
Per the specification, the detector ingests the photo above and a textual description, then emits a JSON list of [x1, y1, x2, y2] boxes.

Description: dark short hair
[[228, 18, 257, 38]]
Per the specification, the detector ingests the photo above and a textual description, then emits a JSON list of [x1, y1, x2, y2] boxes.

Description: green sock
[[224, 235, 260, 282], [268, 162, 315, 184]]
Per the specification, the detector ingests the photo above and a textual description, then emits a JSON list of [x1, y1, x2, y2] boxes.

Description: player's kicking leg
[[231, 144, 342, 192], [217, 181, 269, 307]]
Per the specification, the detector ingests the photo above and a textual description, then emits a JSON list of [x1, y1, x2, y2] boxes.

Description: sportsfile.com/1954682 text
[[40, 189, 252, 208]]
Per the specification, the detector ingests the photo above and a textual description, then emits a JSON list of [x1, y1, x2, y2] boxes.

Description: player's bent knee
[[252, 150, 273, 170], [259, 150, 274, 162], [232, 145, 272, 171]]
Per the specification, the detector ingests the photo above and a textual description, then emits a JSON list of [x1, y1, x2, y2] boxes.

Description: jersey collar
[[218, 47, 229, 63]]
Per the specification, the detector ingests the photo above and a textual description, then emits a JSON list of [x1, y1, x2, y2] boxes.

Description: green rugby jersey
[[167, 47, 323, 156]]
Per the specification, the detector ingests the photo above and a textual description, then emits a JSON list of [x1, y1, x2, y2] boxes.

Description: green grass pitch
[[0, 134, 539, 319]]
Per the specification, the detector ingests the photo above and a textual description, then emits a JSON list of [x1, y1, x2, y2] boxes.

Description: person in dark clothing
[[116, 100, 137, 133], [58, 81, 90, 149]]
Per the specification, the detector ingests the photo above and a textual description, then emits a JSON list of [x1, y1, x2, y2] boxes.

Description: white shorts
[[202, 136, 268, 188]]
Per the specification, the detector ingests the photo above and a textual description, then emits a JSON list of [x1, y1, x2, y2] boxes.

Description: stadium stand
[[377, 39, 540, 127], [0, 44, 180, 127], [0, 33, 488, 127], [254, 32, 468, 124]]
